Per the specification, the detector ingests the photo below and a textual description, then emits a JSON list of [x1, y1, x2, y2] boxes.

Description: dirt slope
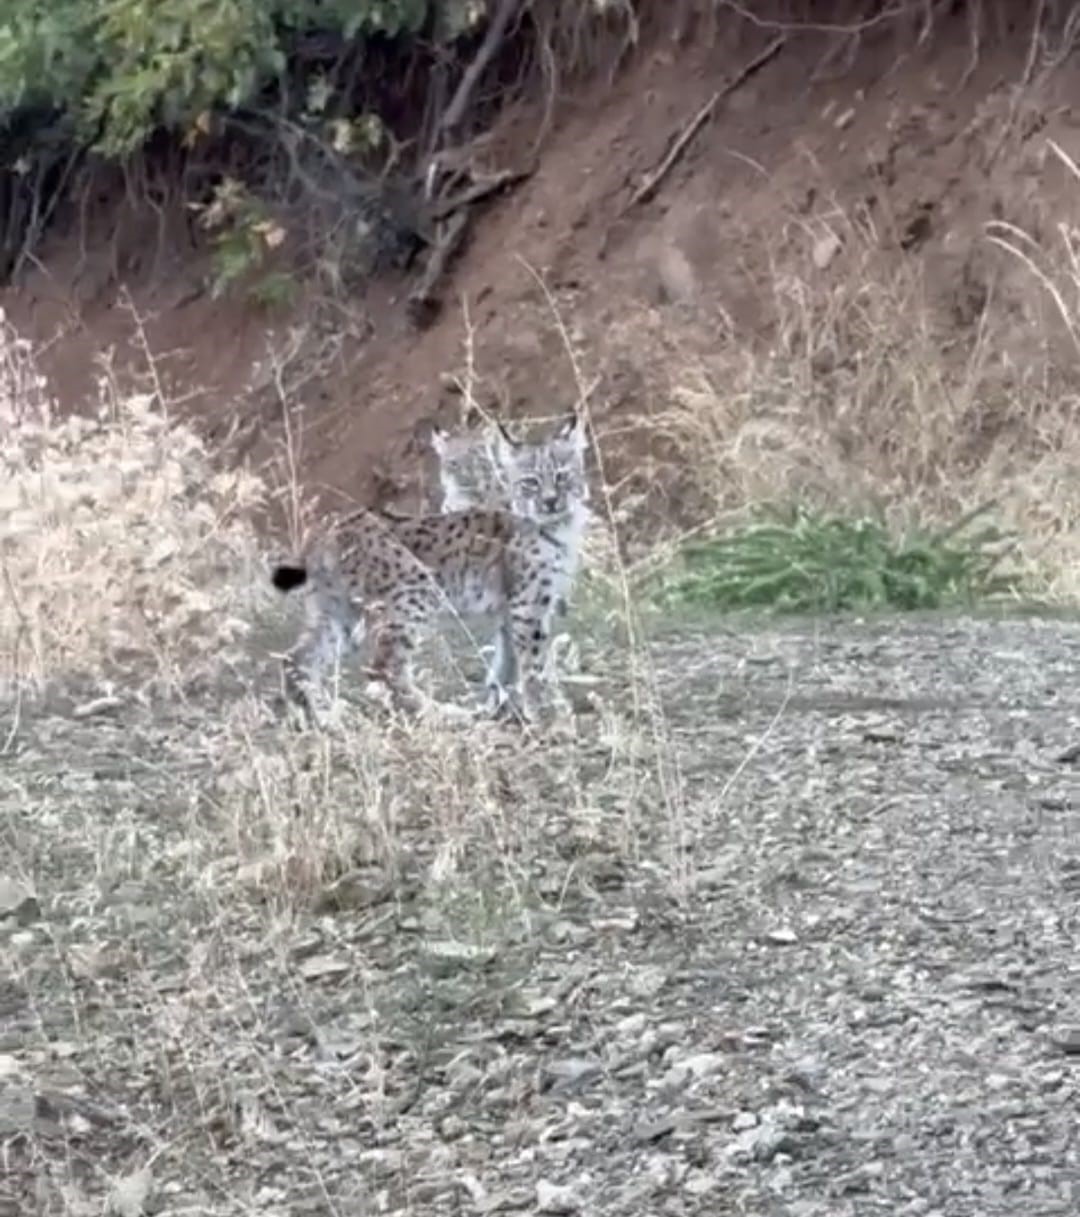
[[3, 13, 1079, 522]]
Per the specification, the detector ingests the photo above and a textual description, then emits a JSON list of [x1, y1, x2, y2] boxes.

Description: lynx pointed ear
[[556, 411, 587, 454], [478, 421, 501, 456]]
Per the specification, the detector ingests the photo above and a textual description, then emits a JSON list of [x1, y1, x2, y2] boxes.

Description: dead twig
[[983, 0, 1047, 169], [437, 0, 524, 141], [715, 0, 907, 36], [621, 35, 785, 216], [953, 0, 982, 95], [429, 167, 534, 221], [407, 209, 470, 329], [407, 160, 531, 326], [1, 561, 26, 755]]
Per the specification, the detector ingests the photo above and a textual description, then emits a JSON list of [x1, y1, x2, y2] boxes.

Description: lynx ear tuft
[[555, 412, 586, 454]]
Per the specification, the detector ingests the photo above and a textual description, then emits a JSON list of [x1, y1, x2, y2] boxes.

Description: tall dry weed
[[0, 314, 267, 698], [618, 196, 1080, 598]]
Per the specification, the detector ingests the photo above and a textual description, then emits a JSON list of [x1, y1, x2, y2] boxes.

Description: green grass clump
[[660, 504, 1019, 615]]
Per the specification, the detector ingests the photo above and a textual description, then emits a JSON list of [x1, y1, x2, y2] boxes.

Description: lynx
[[430, 416, 591, 616], [272, 414, 589, 722], [430, 422, 505, 512]]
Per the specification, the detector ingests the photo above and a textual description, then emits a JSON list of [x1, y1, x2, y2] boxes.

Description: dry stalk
[[514, 255, 691, 892]]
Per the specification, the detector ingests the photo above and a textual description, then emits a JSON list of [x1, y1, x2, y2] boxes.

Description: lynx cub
[[430, 422, 506, 512], [272, 414, 589, 721], [430, 417, 589, 616]]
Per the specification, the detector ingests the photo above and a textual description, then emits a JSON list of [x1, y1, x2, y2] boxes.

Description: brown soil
[[3, 11, 1077, 525]]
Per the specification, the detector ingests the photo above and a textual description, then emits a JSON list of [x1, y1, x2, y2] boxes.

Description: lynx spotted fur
[[272, 414, 589, 722], [430, 416, 592, 617]]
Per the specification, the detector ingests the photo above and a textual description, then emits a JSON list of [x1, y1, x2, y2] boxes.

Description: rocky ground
[[2, 611, 1079, 1216]]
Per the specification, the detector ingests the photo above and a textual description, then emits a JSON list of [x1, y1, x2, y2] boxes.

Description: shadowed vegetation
[[658, 505, 1021, 616]]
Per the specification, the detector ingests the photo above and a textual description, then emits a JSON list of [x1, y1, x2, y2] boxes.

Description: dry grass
[[612, 188, 1080, 601], [0, 306, 681, 911], [0, 315, 266, 702], [0, 313, 687, 1212], [3, 296, 1080, 1212]]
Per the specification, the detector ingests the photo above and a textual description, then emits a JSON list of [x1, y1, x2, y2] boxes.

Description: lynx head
[[494, 413, 589, 529], [430, 423, 505, 511]]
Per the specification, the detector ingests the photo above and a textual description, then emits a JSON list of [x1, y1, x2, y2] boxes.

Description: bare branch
[[621, 35, 786, 215], [438, 0, 524, 140], [407, 209, 470, 329]]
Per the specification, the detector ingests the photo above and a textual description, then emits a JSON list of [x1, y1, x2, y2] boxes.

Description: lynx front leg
[[483, 618, 519, 716], [498, 598, 556, 723]]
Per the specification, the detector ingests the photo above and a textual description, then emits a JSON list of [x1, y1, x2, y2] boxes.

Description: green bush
[[659, 504, 1020, 615], [0, 0, 461, 155]]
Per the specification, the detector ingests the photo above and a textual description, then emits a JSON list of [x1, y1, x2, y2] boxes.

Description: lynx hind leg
[[367, 588, 435, 715], [282, 584, 364, 727]]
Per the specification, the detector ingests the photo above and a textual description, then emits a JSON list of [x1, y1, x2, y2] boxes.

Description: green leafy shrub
[[0, 0, 636, 289], [659, 504, 1020, 615], [0, 0, 445, 155], [192, 176, 296, 306]]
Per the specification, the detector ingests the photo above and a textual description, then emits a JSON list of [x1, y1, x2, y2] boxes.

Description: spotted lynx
[[272, 414, 589, 722], [430, 422, 505, 512], [430, 417, 590, 616]]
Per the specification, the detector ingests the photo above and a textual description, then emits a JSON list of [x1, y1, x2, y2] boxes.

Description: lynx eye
[[518, 476, 541, 494]]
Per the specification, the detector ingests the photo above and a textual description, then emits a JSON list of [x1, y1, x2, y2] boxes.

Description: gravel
[[1, 611, 1078, 1216]]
